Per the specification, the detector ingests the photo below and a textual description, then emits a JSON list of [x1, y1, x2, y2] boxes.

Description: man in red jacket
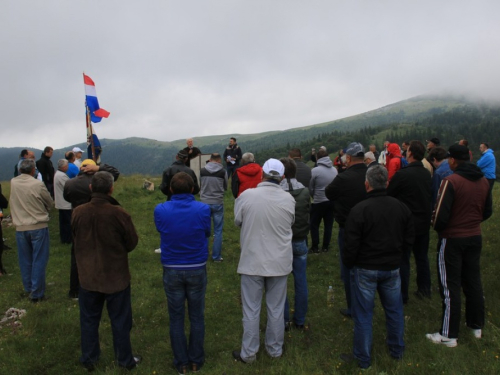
[[231, 153, 262, 198]]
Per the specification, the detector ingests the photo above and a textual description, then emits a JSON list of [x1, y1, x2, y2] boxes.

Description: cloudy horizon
[[2, 1, 499, 150]]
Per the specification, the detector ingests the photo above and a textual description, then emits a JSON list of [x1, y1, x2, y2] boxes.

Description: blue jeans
[[284, 239, 309, 325], [163, 267, 207, 372], [16, 228, 50, 299], [209, 204, 224, 260], [338, 227, 351, 313], [350, 268, 405, 369], [79, 285, 136, 369]]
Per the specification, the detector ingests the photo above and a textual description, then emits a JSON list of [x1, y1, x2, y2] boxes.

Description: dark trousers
[[79, 285, 136, 369], [437, 236, 484, 339], [69, 244, 80, 296], [58, 209, 72, 244], [400, 232, 431, 302], [310, 201, 335, 249], [338, 227, 352, 313]]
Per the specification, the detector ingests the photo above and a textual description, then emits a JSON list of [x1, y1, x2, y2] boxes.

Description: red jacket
[[232, 163, 263, 198], [386, 143, 402, 181]]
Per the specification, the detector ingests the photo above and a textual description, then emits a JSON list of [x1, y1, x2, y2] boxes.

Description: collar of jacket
[[171, 193, 196, 201], [90, 192, 121, 206], [407, 161, 424, 168], [367, 188, 386, 198]]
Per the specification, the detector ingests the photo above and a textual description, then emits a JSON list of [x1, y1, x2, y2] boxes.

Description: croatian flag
[[83, 74, 110, 123]]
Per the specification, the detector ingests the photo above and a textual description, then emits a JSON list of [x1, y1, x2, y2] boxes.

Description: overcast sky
[[1, 0, 499, 150]]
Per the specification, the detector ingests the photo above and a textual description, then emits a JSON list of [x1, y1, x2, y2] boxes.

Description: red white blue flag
[[83, 74, 110, 123]]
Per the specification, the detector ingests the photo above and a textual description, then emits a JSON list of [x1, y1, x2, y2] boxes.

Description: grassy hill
[[0, 175, 499, 373], [1, 94, 499, 181]]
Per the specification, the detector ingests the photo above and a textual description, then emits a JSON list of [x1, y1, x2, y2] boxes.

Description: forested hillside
[[1, 95, 499, 181]]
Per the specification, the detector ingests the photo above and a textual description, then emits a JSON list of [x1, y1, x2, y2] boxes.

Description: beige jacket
[[10, 174, 53, 231]]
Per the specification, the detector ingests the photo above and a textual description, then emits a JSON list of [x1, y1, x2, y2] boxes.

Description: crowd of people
[[0, 135, 496, 372]]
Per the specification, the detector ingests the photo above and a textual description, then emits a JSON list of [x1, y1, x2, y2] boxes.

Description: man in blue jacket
[[477, 142, 496, 193], [154, 172, 211, 374]]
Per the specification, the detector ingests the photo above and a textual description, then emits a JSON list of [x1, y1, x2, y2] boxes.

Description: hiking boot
[[425, 332, 457, 347]]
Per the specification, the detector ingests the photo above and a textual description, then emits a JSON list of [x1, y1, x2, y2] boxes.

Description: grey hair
[[366, 165, 388, 190], [90, 171, 114, 194], [241, 152, 255, 165], [19, 159, 35, 174], [57, 159, 69, 170], [262, 171, 282, 182]]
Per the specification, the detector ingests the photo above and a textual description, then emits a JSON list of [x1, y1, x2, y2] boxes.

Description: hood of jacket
[[454, 162, 485, 181], [280, 178, 305, 191], [205, 161, 224, 173], [317, 156, 333, 168], [238, 162, 262, 177], [387, 143, 401, 157]]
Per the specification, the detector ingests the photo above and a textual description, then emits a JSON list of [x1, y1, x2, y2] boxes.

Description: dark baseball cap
[[447, 144, 469, 161]]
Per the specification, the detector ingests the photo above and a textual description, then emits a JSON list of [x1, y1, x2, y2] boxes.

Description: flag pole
[[85, 102, 97, 162]]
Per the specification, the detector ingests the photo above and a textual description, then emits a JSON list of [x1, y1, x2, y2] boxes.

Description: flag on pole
[[83, 74, 110, 123]]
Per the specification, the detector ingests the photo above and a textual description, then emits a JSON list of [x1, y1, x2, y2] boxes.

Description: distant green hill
[[1, 94, 499, 181]]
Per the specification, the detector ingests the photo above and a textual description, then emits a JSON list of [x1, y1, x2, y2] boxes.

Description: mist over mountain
[[1, 94, 499, 181]]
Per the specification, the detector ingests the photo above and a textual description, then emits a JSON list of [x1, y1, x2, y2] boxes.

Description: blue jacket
[[477, 149, 496, 179], [154, 193, 211, 269]]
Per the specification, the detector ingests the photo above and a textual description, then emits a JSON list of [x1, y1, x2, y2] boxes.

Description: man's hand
[[81, 164, 99, 173]]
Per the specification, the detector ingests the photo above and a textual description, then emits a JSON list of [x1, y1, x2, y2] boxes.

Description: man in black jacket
[[325, 142, 368, 318], [160, 151, 200, 201], [340, 165, 414, 369], [36, 146, 55, 197], [223, 137, 242, 178], [387, 140, 432, 303]]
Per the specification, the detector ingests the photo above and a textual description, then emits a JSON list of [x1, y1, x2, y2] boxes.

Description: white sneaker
[[154, 248, 161, 254], [425, 332, 457, 347], [470, 328, 482, 339]]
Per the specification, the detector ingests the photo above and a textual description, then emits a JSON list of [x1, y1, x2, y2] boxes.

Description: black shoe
[[340, 353, 355, 363], [123, 355, 142, 370], [309, 247, 320, 254], [31, 296, 48, 303], [340, 308, 352, 318], [2, 243, 12, 250], [414, 290, 431, 300], [177, 365, 188, 374], [232, 350, 247, 363], [82, 362, 96, 372], [321, 248, 329, 252]]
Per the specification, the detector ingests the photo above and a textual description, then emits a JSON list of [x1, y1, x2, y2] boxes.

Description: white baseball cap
[[72, 147, 85, 153], [262, 158, 285, 177]]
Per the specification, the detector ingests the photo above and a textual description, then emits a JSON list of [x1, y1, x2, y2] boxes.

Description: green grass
[[1, 175, 500, 374]]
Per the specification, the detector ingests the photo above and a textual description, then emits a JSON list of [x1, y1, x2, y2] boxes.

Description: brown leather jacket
[[72, 193, 138, 294]]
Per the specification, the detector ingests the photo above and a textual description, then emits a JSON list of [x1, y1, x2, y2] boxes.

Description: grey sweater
[[200, 162, 227, 205], [309, 157, 338, 203]]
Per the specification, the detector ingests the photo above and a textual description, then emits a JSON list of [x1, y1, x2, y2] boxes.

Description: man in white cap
[[73, 147, 85, 168], [232, 158, 295, 364]]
